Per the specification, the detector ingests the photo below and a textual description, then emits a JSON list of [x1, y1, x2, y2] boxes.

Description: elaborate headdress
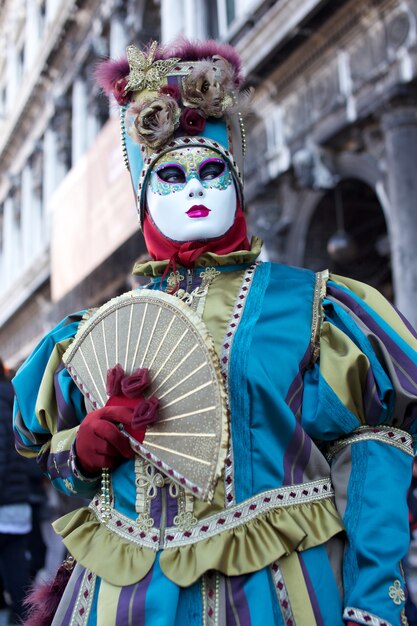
[[96, 38, 249, 227]]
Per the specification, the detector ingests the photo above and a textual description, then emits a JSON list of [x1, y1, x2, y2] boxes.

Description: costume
[[12, 39, 417, 626]]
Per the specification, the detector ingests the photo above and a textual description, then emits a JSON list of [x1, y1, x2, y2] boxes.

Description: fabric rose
[[121, 367, 150, 398], [159, 84, 181, 101], [180, 108, 206, 135], [128, 94, 181, 149], [113, 78, 130, 106], [181, 57, 235, 118], [132, 396, 160, 429], [106, 363, 126, 397]]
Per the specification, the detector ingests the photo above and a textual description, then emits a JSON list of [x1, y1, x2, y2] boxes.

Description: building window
[[0, 204, 3, 254], [216, 0, 236, 37], [0, 87, 6, 117], [16, 46, 25, 85], [37, 0, 47, 38]]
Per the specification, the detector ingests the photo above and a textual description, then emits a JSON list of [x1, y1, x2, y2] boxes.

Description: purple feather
[[157, 37, 244, 86], [22, 562, 73, 626], [95, 38, 244, 94], [94, 57, 130, 94]]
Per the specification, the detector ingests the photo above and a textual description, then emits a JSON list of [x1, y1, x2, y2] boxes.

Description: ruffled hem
[[160, 497, 343, 586], [53, 508, 156, 587], [53, 497, 344, 587]]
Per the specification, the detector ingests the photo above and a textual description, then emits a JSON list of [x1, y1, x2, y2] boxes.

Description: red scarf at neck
[[143, 203, 250, 267]]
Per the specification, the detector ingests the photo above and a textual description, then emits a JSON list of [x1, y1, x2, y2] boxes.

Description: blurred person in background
[[0, 358, 31, 625]]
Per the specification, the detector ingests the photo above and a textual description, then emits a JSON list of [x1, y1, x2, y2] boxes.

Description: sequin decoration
[[149, 147, 233, 196], [167, 271, 185, 293]]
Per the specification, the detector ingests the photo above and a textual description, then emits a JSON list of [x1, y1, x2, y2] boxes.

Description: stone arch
[[286, 151, 392, 297]]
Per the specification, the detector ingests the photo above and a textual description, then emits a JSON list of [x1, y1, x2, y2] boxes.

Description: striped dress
[[13, 242, 417, 626]]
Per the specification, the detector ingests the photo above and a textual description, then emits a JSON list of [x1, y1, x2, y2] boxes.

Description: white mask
[[146, 147, 237, 242]]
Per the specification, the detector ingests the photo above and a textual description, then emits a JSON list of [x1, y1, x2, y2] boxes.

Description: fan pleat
[[63, 290, 228, 500]]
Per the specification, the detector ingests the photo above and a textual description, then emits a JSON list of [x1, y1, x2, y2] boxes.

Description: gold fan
[[63, 289, 228, 502]]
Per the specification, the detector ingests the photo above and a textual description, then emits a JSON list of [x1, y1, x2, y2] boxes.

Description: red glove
[[75, 405, 136, 476], [105, 394, 159, 439]]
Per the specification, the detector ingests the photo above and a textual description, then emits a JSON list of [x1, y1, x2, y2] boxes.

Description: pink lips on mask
[[186, 205, 211, 218]]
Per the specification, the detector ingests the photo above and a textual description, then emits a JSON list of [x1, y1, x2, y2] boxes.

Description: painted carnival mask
[[146, 147, 237, 242]]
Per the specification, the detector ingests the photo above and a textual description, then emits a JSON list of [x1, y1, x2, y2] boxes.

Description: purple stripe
[[115, 563, 154, 625], [54, 363, 80, 431], [150, 489, 178, 527], [285, 346, 311, 414], [14, 427, 38, 453], [283, 421, 312, 486], [60, 569, 84, 626], [115, 582, 138, 626], [44, 450, 71, 479], [363, 367, 383, 425], [404, 403, 417, 431], [393, 304, 417, 341], [14, 409, 46, 449], [225, 575, 252, 626], [329, 285, 417, 395], [294, 428, 312, 484], [298, 554, 325, 626]]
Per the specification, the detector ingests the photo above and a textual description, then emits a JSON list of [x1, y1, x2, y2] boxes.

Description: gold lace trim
[[310, 269, 329, 365]]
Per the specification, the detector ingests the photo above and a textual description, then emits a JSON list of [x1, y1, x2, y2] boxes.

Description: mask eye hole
[[199, 159, 225, 181], [156, 165, 186, 184]]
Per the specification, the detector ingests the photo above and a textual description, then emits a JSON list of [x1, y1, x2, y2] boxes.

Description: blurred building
[[1, 0, 417, 368]]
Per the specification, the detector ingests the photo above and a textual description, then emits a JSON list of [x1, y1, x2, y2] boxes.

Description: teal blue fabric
[[123, 111, 143, 194], [112, 459, 137, 520], [144, 554, 180, 626], [13, 313, 84, 441], [244, 568, 284, 625], [203, 118, 229, 147], [88, 576, 100, 626], [229, 261, 271, 501], [173, 580, 202, 626], [301, 369, 362, 440], [244, 263, 316, 494], [299, 545, 344, 625], [342, 440, 412, 625]]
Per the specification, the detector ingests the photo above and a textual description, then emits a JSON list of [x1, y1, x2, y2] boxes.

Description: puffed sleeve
[[13, 311, 100, 498], [302, 273, 417, 626]]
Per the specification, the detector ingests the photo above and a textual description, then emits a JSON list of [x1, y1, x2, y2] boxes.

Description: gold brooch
[[125, 42, 180, 94]]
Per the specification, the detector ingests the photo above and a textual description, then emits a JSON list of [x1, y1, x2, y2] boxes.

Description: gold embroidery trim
[[135, 457, 164, 531], [310, 269, 329, 365], [173, 489, 197, 531], [389, 579, 406, 605]]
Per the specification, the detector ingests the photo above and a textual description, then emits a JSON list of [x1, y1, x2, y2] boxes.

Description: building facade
[[1, 0, 417, 367]]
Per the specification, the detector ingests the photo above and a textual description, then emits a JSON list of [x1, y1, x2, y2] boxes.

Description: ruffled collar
[[132, 237, 263, 277]]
